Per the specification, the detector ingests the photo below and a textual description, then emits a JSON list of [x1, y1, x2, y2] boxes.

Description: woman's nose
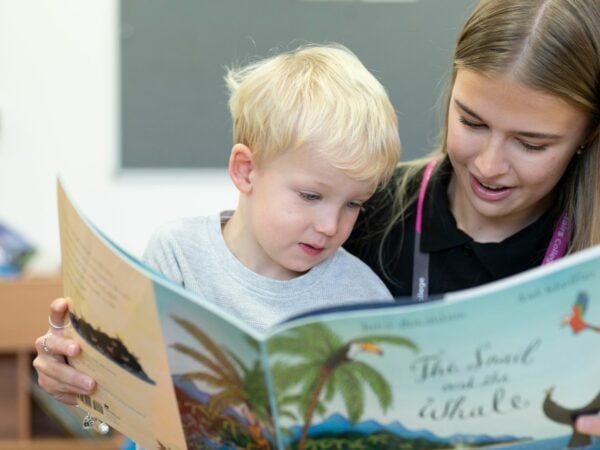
[[474, 135, 509, 178]]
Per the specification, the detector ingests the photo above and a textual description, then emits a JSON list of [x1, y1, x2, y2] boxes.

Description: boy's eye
[[299, 192, 321, 201], [459, 116, 487, 129]]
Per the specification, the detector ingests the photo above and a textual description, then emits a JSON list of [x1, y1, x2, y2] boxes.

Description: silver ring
[[82, 414, 110, 434], [42, 334, 50, 353], [49, 315, 71, 330]]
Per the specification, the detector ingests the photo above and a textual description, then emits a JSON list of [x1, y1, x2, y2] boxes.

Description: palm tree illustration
[[170, 315, 273, 449], [267, 323, 417, 450], [177, 389, 245, 447]]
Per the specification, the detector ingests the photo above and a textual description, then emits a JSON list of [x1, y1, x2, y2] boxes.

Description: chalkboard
[[120, 0, 475, 168]]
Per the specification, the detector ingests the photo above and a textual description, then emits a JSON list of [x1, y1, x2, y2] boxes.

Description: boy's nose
[[314, 211, 339, 237]]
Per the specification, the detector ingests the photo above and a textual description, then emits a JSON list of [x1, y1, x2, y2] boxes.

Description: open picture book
[[57, 178, 600, 450]]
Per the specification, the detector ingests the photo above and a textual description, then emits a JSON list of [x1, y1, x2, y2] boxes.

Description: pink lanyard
[[412, 159, 570, 300]]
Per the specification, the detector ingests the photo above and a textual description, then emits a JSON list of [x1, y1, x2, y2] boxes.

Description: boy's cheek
[[338, 223, 358, 245]]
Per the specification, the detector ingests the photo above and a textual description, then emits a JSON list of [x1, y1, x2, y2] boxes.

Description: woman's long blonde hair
[[383, 0, 600, 267]]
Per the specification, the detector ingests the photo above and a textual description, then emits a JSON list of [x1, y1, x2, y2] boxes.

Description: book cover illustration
[[155, 257, 600, 450], [154, 282, 274, 450], [57, 178, 600, 450]]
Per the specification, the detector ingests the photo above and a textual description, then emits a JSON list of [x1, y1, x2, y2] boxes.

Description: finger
[[35, 333, 81, 359], [36, 370, 92, 399], [53, 393, 80, 406], [576, 415, 600, 435], [49, 297, 71, 333], [33, 354, 96, 395], [36, 371, 91, 405]]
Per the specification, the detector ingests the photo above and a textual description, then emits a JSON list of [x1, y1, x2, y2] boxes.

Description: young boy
[[143, 44, 400, 332]]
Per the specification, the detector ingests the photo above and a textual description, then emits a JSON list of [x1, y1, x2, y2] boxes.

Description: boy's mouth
[[299, 243, 324, 256]]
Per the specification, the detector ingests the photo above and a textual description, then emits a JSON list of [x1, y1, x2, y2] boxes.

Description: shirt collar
[[420, 156, 561, 279], [469, 210, 559, 279], [421, 157, 470, 252]]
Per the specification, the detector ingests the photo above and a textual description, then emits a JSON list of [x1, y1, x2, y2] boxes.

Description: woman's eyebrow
[[454, 99, 562, 139], [513, 130, 563, 139], [455, 99, 483, 120]]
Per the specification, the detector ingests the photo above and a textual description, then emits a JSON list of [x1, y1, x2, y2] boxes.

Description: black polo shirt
[[345, 157, 562, 299]]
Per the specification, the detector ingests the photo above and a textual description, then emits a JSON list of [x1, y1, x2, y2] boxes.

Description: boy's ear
[[229, 143, 255, 194]]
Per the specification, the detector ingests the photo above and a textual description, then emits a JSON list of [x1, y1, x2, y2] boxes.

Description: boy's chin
[[285, 261, 324, 276], [276, 262, 316, 279]]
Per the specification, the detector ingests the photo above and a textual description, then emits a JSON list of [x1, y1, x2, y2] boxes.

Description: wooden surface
[[0, 277, 63, 352], [0, 438, 122, 450], [0, 355, 18, 438]]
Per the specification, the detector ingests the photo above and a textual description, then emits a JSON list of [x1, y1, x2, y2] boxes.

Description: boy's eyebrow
[[454, 99, 563, 140]]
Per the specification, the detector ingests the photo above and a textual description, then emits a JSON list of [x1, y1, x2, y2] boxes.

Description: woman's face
[[446, 69, 589, 241]]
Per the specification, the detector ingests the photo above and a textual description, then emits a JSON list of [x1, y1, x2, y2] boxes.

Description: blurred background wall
[[0, 0, 473, 275]]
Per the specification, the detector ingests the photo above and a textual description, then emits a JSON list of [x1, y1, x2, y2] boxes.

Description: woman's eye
[[346, 201, 362, 209], [299, 192, 320, 201], [459, 116, 487, 129], [519, 140, 548, 152]]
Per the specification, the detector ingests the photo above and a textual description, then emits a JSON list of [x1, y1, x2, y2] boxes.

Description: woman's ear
[[580, 123, 600, 151], [586, 125, 599, 147], [229, 144, 255, 194]]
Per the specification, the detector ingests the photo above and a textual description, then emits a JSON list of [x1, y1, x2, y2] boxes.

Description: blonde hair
[[388, 0, 600, 256], [225, 44, 400, 187]]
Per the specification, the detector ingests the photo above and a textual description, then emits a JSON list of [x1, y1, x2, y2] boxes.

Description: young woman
[[345, 0, 600, 434], [346, 0, 600, 299], [34, 0, 600, 437]]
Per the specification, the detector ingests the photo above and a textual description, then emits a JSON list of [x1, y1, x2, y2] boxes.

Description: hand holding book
[[33, 297, 96, 406]]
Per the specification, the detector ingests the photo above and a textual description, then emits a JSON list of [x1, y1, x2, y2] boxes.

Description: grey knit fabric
[[143, 212, 393, 333]]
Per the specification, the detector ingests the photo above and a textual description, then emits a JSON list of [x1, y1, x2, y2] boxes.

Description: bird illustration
[[543, 386, 600, 448], [563, 292, 600, 334], [330, 341, 384, 367]]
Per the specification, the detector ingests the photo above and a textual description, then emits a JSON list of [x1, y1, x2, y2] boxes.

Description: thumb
[[49, 297, 71, 333]]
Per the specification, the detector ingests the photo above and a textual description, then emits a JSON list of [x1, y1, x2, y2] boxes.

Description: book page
[[57, 180, 187, 450]]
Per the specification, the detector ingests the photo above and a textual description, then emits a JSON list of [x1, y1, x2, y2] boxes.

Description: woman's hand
[[576, 415, 600, 437], [32, 298, 96, 405]]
